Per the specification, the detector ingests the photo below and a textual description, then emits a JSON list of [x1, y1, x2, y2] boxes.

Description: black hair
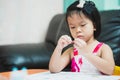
[[66, 1, 101, 38]]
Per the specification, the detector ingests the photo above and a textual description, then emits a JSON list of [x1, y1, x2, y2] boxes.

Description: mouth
[[77, 35, 84, 39]]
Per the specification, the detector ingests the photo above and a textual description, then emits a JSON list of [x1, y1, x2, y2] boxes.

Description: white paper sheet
[[24, 71, 120, 80]]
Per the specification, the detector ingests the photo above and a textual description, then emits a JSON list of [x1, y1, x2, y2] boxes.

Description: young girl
[[49, 0, 115, 75]]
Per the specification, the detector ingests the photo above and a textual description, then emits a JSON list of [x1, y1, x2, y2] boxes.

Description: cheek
[[85, 29, 94, 37], [70, 29, 76, 38], [85, 28, 94, 34], [85, 24, 94, 33]]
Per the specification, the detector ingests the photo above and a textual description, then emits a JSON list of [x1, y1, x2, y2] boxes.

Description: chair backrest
[[97, 10, 120, 66], [45, 14, 64, 46]]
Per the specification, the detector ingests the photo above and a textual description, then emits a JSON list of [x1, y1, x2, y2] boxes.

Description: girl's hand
[[57, 35, 72, 50], [73, 38, 87, 55]]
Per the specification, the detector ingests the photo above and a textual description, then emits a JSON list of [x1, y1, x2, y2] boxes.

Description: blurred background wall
[[0, 0, 63, 45], [0, 0, 119, 45], [64, 0, 120, 12]]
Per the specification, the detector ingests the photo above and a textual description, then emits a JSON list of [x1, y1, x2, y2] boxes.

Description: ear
[[93, 28, 96, 31], [93, 22, 96, 31]]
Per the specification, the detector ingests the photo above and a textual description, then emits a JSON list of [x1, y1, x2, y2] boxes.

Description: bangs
[[66, 10, 82, 18]]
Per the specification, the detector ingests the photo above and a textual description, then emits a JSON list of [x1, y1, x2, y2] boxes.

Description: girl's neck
[[86, 38, 97, 45]]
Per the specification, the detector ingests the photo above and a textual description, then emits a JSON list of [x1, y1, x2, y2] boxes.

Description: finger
[[74, 38, 86, 48], [76, 38, 86, 45], [62, 35, 72, 44], [59, 36, 71, 46], [73, 42, 83, 49]]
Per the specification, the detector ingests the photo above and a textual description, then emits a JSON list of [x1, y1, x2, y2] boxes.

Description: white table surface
[[24, 71, 120, 80]]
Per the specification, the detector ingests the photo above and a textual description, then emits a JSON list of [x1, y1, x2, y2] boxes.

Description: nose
[[76, 27, 82, 33]]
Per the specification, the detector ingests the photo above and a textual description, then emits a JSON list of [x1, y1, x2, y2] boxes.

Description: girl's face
[[67, 12, 96, 42]]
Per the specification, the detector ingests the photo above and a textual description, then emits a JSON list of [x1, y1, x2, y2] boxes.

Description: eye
[[81, 24, 86, 27], [70, 26, 75, 29], [69, 25, 75, 29]]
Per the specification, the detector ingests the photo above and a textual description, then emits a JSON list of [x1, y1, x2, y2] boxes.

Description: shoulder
[[101, 43, 112, 51], [100, 43, 113, 57], [96, 42, 111, 51]]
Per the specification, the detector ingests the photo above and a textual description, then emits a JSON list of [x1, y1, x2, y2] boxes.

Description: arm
[[84, 44, 115, 75], [49, 35, 72, 73]]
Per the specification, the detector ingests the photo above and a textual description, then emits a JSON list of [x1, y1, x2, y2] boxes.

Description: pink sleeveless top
[[71, 42, 103, 74]]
